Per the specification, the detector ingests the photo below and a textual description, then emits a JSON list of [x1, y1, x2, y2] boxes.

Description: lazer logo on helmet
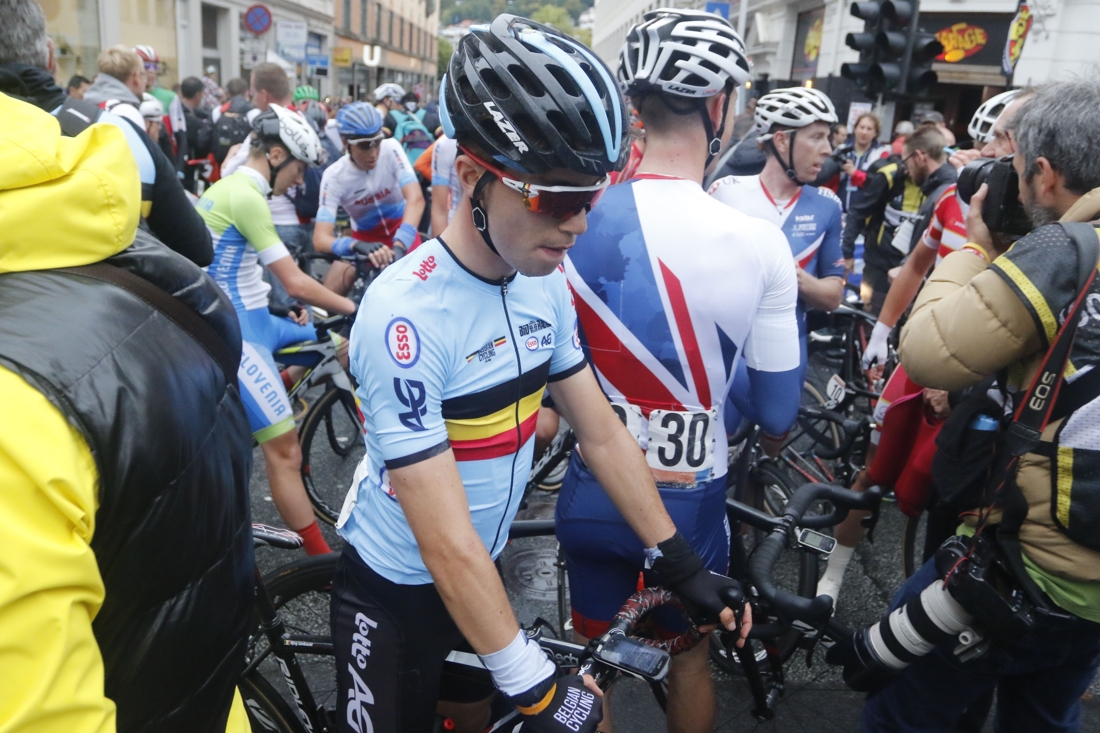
[[483, 102, 529, 153]]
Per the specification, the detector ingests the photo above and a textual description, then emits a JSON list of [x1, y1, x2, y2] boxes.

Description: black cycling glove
[[508, 674, 602, 733], [649, 531, 744, 626]]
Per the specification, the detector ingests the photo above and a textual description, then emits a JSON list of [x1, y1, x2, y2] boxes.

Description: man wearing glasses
[[334, 15, 749, 733], [313, 101, 425, 294]]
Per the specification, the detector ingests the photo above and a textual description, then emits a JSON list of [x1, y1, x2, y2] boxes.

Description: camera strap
[[994, 222, 1100, 614]]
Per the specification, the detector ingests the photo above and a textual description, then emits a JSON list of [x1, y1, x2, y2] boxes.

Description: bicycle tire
[[300, 387, 365, 525], [247, 554, 340, 730], [240, 670, 309, 733], [795, 381, 843, 455]]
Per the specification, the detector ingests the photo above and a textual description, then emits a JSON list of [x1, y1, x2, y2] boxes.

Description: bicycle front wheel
[[300, 387, 366, 525]]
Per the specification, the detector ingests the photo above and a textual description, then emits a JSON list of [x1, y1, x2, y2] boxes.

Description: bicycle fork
[[252, 568, 333, 733]]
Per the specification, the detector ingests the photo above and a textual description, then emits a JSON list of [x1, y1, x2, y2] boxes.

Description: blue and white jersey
[[317, 139, 417, 243], [341, 238, 587, 584], [708, 175, 845, 329], [430, 135, 462, 225], [565, 176, 801, 485]]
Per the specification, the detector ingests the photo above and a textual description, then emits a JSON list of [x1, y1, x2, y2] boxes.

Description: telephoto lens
[[826, 579, 975, 693], [956, 157, 997, 205]]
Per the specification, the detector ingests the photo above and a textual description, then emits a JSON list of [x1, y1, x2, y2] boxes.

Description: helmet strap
[[766, 131, 809, 186], [470, 171, 499, 256], [699, 83, 734, 170], [265, 149, 291, 197]]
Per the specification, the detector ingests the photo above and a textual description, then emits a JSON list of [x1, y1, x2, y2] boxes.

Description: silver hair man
[[0, 0, 51, 69]]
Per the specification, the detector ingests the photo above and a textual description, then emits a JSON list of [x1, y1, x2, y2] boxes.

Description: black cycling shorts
[[331, 546, 493, 733]]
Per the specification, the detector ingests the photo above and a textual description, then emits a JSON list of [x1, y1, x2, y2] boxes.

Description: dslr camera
[[956, 155, 1032, 236], [830, 142, 854, 166], [826, 532, 1036, 693]]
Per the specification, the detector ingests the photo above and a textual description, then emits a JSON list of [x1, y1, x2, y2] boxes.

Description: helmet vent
[[458, 75, 481, 106], [509, 64, 545, 97], [511, 112, 550, 152], [548, 65, 581, 97], [481, 69, 512, 100]]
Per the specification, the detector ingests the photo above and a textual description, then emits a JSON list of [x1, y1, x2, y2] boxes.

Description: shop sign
[[276, 21, 308, 61], [922, 13, 1014, 68], [333, 47, 353, 67], [935, 22, 988, 62], [244, 4, 272, 35]]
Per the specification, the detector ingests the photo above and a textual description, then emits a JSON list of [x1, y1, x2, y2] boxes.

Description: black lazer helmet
[[439, 14, 626, 177]]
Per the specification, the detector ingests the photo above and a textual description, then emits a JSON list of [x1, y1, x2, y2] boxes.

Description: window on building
[[400, 18, 405, 51], [342, 0, 351, 30], [201, 4, 218, 48], [376, 2, 382, 40], [388, 10, 393, 45], [359, 0, 366, 35]]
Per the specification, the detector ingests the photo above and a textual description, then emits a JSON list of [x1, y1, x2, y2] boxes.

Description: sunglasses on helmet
[[344, 135, 384, 152], [460, 147, 609, 220]]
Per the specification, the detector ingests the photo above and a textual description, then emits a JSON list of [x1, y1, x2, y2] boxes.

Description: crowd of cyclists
[[3, 0, 1100, 730]]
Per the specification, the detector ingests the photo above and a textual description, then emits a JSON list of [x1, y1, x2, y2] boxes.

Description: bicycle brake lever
[[804, 618, 830, 668], [861, 501, 881, 544]]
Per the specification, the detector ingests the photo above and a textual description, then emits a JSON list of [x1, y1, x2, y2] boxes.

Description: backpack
[[389, 109, 433, 165], [213, 98, 254, 164]]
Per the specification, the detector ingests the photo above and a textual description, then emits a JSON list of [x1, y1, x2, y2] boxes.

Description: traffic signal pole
[[897, 0, 922, 95]]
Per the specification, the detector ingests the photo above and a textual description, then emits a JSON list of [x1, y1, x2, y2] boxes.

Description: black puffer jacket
[[0, 230, 254, 732]]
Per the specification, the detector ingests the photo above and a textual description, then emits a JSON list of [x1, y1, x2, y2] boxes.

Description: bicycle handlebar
[[748, 483, 882, 623], [797, 405, 870, 460]]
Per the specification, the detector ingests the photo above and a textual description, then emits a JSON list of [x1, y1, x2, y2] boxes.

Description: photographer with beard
[[844, 76, 1100, 733]]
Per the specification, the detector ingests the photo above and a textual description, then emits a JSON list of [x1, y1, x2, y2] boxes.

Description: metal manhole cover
[[502, 548, 559, 601]]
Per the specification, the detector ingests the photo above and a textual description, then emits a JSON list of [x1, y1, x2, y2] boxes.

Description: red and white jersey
[[565, 176, 801, 484], [920, 184, 969, 263]]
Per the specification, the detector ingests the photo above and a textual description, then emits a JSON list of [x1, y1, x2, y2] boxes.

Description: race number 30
[[645, 409, 716, 473]]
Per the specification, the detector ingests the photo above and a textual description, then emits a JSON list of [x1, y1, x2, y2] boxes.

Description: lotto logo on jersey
[[385, 317, 420, 368], [412, 255, 438, 282]]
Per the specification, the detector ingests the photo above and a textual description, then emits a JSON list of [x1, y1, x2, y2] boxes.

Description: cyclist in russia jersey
[[708, 175, 845, 338], [317, 138, 421, 246], [196, 119, 356, 556], [339, 237, 588, 583]]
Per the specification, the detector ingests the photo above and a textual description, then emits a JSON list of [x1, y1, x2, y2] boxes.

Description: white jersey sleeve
[[740, 219, 801, 373]]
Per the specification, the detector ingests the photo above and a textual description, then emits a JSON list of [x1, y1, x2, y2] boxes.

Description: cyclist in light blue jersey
[[333, 15, 751, 733]]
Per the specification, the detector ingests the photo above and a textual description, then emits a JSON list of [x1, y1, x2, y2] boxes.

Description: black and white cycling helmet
[[754, 87, 838, 141], [618, 8, 750, 166], [252, 104, 325, 193], [439, 14, 625, 178], [751, 87, 838, 185], [967, 89, 1022, 145]]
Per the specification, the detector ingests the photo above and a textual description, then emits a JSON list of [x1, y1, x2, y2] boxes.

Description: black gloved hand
[[650, 532, 744, 626], [508, 674, 602, 733], [825, 627, 898, 695]]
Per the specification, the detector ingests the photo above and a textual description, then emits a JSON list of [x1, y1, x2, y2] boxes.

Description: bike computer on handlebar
[[591, 631, 672, 681]]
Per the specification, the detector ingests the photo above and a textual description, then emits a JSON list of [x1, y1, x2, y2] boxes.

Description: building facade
[[332, 0, 438, 101], [44, 0, 336, 96], [592, 0, 1100, 143]]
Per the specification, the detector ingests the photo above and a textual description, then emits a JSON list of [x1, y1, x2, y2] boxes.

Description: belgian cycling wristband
[[479, 630, 556, 697]]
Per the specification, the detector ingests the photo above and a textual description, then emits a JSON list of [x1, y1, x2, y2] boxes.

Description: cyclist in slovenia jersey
[[197, 105, 357, 556], [313, 102, 426, 294], [812, 92, 1037, 605], [708, 86, 845, 368], [557, 11, 797, 733], [334, 16, 749, 733]]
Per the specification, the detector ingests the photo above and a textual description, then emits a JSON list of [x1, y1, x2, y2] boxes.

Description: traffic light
[[841, 1, 884, 95], [841, 0, 943, 97]]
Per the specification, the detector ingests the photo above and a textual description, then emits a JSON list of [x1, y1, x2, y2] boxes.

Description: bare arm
[[877, 242, 938, 329], [431, 185, 451, 237], [547, 368, 675, 547], [796, 270, 844, 312], [266, 256, 357, 315], [389, 450, 520, 654], [312, 220, 337, 253], [400, 181, 426, 232]]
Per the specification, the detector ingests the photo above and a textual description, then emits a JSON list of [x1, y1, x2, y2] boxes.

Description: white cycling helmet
[[618, 8, 751, 98], [754, 87, 838, 142], [373, 82, 406, 103], [968, 89, 1022, 145], [618, 8, 750, 166], [139, 93, 164, 120], [253, 103, 325, 165]]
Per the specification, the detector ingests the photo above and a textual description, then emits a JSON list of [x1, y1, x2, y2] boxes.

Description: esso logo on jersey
[[385, 317, 420, 368], [525, 336, 539, 351]]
